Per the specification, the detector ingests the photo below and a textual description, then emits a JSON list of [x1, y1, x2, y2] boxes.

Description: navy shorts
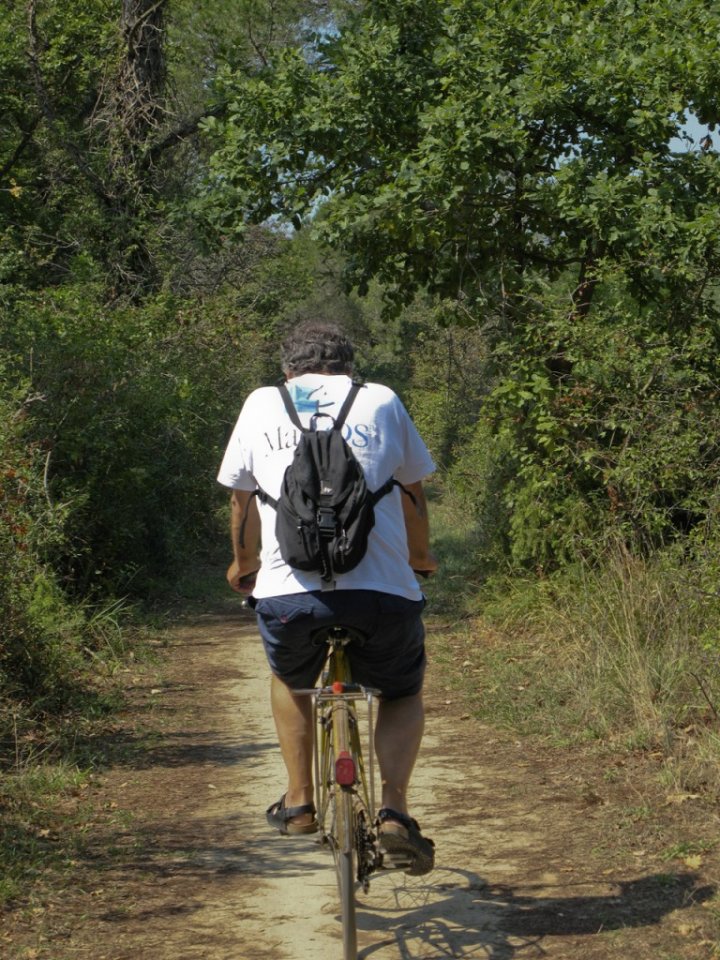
[[251, 590, 426, 700]]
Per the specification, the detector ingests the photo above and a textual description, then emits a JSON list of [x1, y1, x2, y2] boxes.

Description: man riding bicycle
[[217, 321, 437, 875]]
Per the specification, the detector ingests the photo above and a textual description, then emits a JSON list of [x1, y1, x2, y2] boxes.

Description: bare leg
[[375, 691, 425, 817], [374, 691, 434, 874], [270, 674, 315, 824]]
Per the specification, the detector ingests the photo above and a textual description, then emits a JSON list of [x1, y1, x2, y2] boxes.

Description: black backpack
[[242, 381, 407, 586]]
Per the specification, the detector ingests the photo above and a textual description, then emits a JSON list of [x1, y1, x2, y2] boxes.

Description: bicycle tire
[[332, 787, 357, 959], [330, 699, 358, 960]]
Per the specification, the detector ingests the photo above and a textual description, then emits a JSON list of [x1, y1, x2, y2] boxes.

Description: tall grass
[[0, 591, 140, 908], [426, 493, 720, 798], [477, 549, 720, 793], [546, 550, 698, 743]]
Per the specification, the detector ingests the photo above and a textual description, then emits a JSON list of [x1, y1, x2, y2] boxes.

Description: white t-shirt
[[217, 374, 436, 600]]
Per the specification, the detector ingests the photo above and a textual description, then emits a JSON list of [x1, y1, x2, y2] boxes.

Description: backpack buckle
[[316, 507, 336, 538]]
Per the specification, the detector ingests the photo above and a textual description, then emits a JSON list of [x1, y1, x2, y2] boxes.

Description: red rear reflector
[[335, 751, 356, 785], [332, 681, 345, 694]]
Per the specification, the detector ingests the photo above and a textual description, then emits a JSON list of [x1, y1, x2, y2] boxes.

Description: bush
[[403, 319, 489, 469], [0, 382, 86, 725], [443, 418, 514, 576], [1, 286, 279, 597]]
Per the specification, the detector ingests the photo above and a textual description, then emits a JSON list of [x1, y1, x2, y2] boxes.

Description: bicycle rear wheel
[[332, 787, 357, 959], [330, 699, 358, 960]]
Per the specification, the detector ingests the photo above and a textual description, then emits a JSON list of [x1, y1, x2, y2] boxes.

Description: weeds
[[549, 551, 696, 739], [0, 761, 92, 906], [0, 552, 140, 909], [428, 506, 720, 798], [83, 596, 133, 660], [661, 839, 717, 861]]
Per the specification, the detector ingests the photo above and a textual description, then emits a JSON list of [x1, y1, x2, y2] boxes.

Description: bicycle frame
[[313, 636, 378, 840], [301, 626, 383, 959]]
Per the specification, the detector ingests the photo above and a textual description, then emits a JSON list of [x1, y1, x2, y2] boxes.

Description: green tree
[[205, 0, 720, 565], [205, 0, 720, 306], [0, 0, 347, 296]]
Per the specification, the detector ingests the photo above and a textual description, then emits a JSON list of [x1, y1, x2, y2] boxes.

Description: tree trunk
[[113, 0, 167, 151], [102, 0, 168, 295]]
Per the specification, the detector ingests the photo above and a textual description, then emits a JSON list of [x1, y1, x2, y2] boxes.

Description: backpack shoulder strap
[[278, 379, 364, 433], [370, 477, 419, 508], [238, 488, 276, 547], [277, 383, 304, 431], [333, 380, 363, 432]]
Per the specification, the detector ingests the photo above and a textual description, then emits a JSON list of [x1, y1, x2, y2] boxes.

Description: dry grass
[[431, 542, 720, 799]]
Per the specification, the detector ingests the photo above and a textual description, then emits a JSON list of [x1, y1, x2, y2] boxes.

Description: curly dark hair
[[280, 321, 355, 376]]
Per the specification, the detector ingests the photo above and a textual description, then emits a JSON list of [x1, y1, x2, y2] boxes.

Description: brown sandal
[[266, 794, 318, 835], [378, 807, 435, 875]]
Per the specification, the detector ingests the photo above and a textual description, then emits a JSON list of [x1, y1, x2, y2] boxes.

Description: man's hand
[[411, 552, 439, 578], [227, 559, 259, 594]]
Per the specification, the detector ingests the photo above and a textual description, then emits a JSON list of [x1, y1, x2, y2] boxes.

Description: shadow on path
[[357, 866, 714, 959]]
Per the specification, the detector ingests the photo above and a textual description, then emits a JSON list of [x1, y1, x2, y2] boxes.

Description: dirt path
[[2, 601, 718, 959]]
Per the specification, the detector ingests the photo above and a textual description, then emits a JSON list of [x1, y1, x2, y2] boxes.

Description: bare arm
[[227, 489, 261, 592], [401, 481, 438, 575]]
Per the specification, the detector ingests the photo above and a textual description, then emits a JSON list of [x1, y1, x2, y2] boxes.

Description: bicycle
[[243, 574, 434, 957], [297, 624, 410, 960]]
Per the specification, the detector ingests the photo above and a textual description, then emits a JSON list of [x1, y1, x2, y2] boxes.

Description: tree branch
[[570, 251, 599, 322], [141, 103, 228, 166], [123, 0, 168, 48], [246, 20, 270, 69], [0, 117, 40, 182]]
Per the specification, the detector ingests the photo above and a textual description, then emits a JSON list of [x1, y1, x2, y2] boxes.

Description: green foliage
[[0, 274, 289, 595], [402, 318, 488, 468], [443, 419, 515, 574], [0, 0, 343, 295], [205, 0, 720, 301], [204, 0, 720, 567], [0, 223, 313, 765], [472, 281, 720, 565], [0, 383, 87, 715], [0, 0, 118, 287]]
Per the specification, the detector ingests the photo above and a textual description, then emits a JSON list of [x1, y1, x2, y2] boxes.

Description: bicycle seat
[[310, 624, 368, 647]]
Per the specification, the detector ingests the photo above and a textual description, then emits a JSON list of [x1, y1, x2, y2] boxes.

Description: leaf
[[664, 792, 701, 805]]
